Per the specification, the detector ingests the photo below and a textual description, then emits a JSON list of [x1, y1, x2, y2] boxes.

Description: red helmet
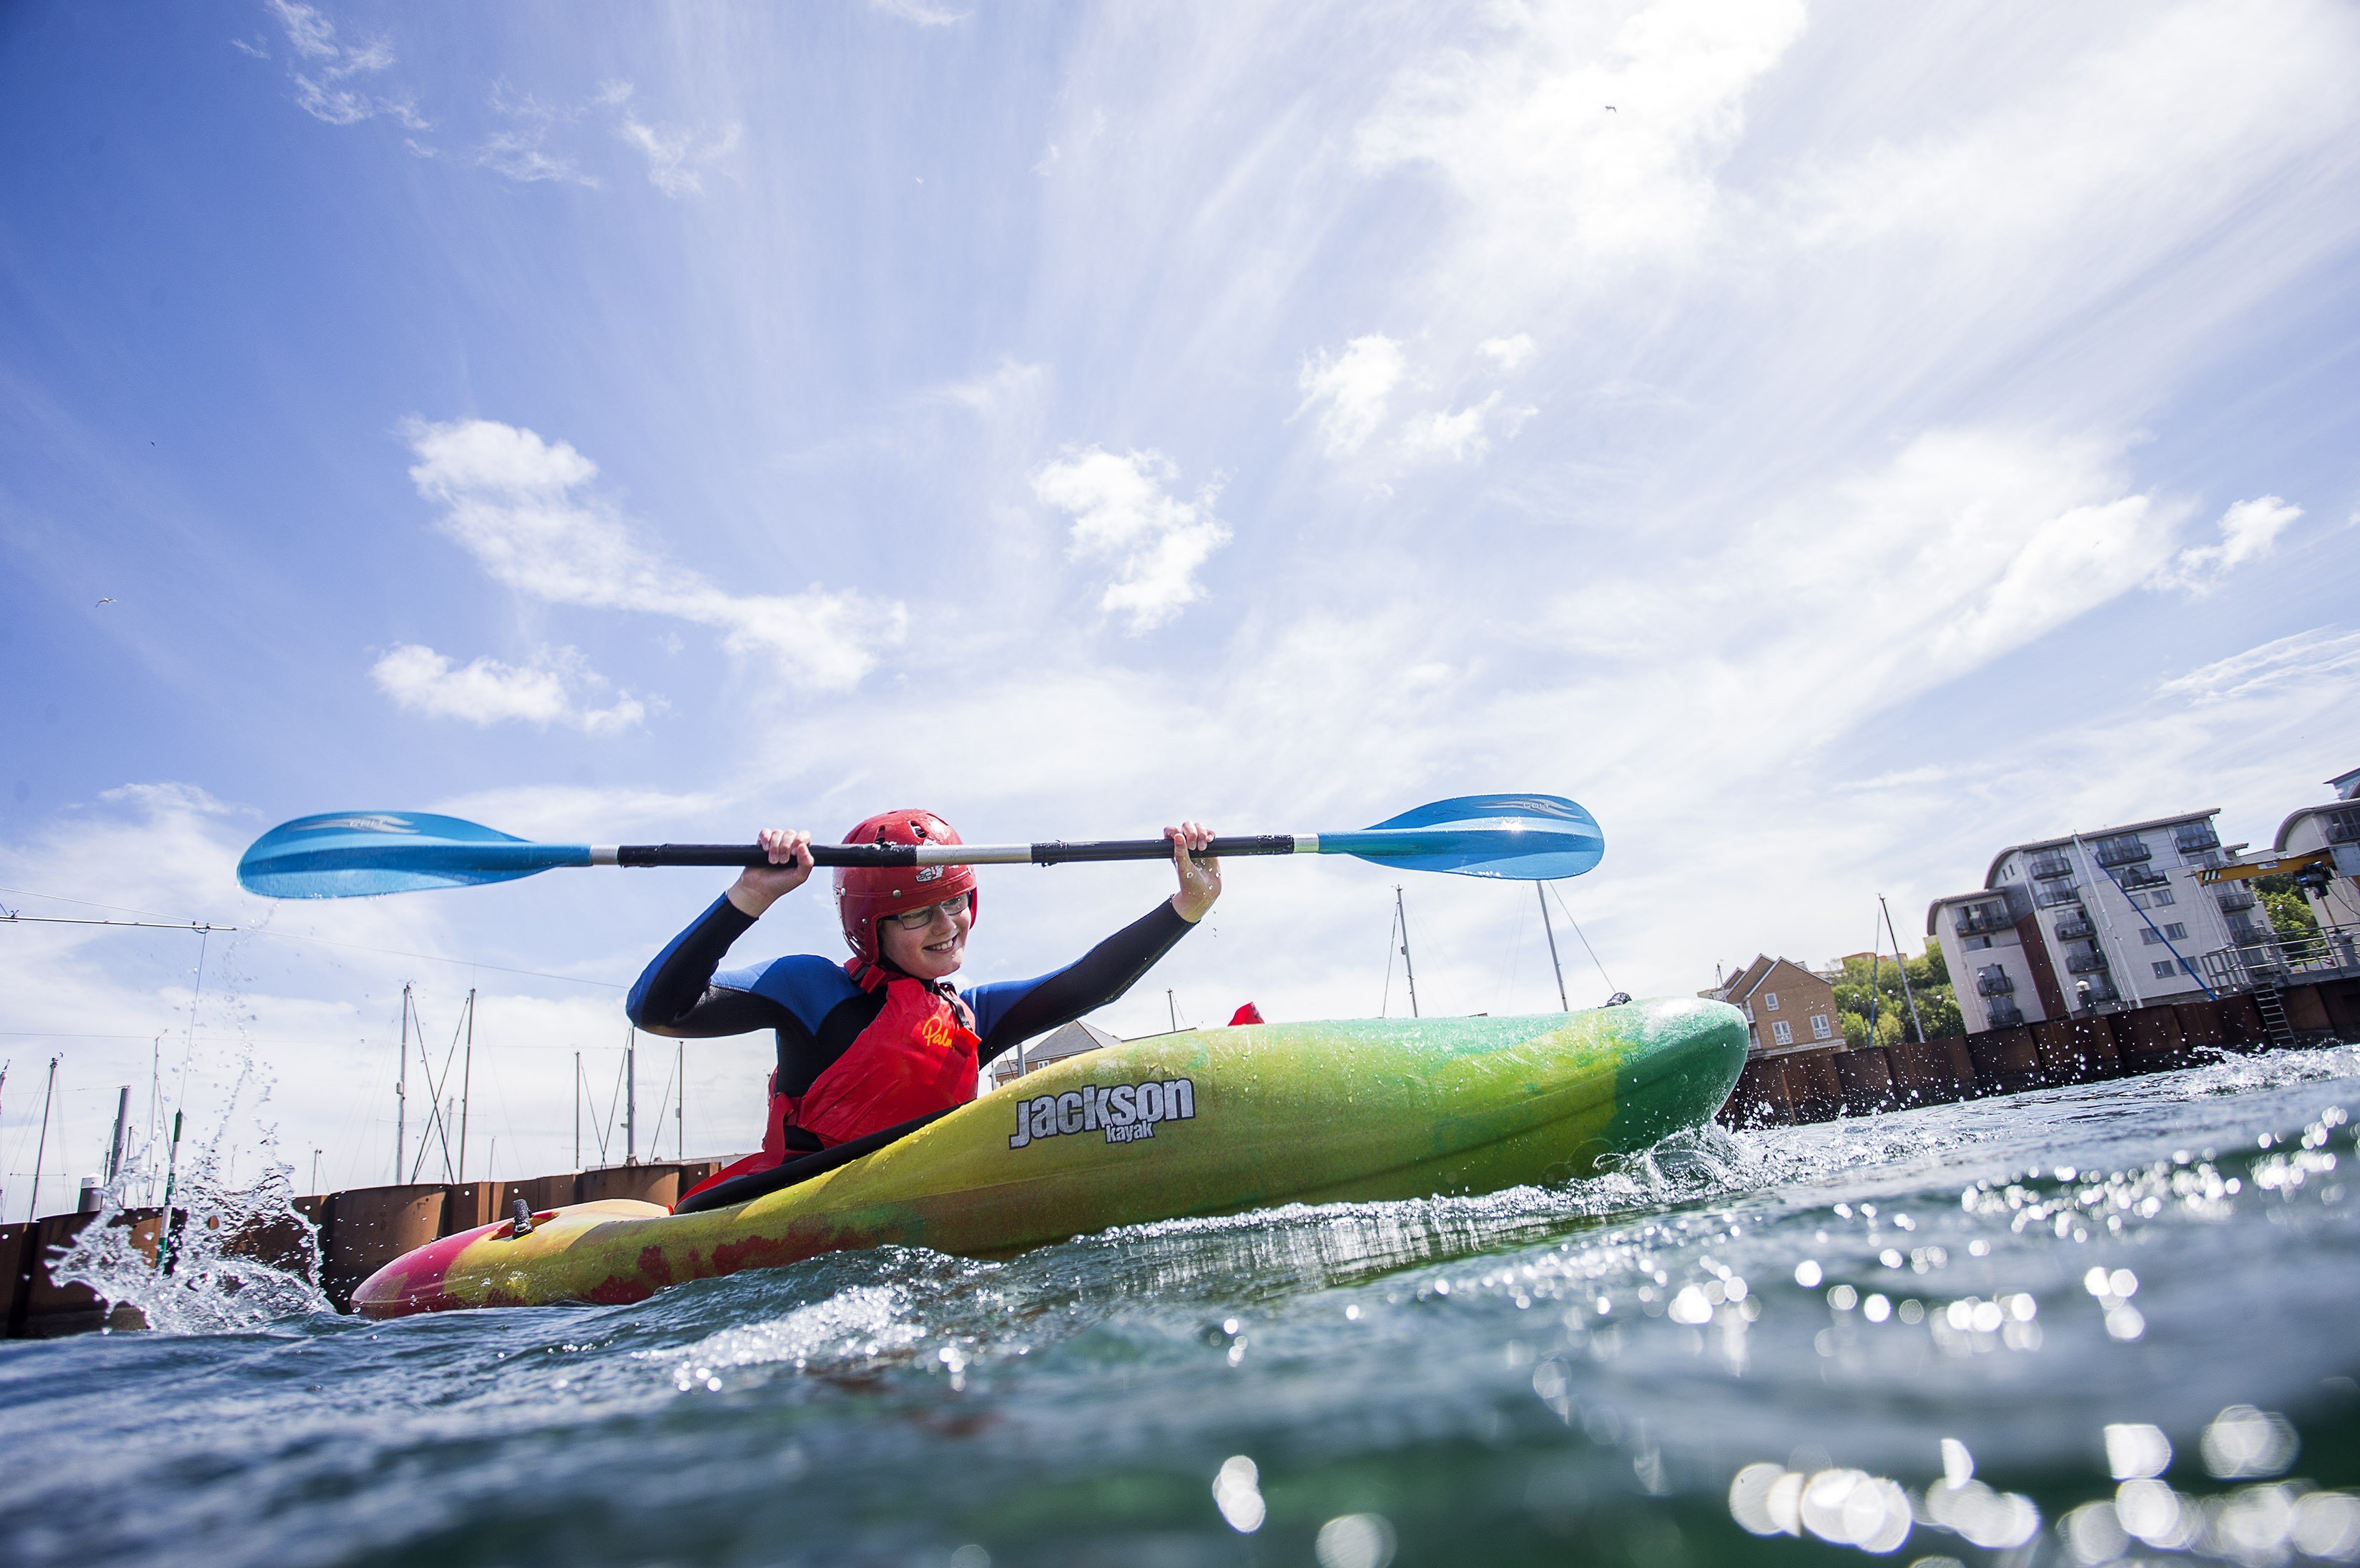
[[834, 809, 978, 966]]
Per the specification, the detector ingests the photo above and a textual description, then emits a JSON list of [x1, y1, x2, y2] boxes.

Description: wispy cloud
[[262, 0, 426, 131], [867, 0, 969, 26], [616, 114, 743, 197], [2154, 495, 2303, 593], [2155, 626, 2360, 706], [1297, 335, 1405, 458], [1031, 448, 1231, 632], [370, 644, 650, 734], [476, 83, 596, 187], [404, 418, 903, 689]]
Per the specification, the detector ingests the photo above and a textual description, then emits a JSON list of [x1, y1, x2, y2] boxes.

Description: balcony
[[1986, 1000, 2026, 1029], [2066, 949, 2111, 975], [2173, 824, 2221, 855], [2026, 849, 2075, 880], [2214, 887, 2258, 914], [2327, 807, 2360, 846], [1975, 971, 2015, 997], [2053, 914, 2095, 942], [2074, 977, 2121, 1007], [1954, 904, 2012, 937], [2033, 882, 2083, 910], [2115, 865, 2170, 892], [2094, 834, 2153, 867]]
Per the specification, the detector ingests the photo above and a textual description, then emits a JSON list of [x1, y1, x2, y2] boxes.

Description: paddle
[[235, 793, 1603, 899]]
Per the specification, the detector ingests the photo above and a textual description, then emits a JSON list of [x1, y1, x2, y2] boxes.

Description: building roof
[[1712, 954, 1824, 1003], [2274, 801, 2360, 852], [2332, 767, 2360, 802], [1924, 889, 2007, 936], [1981, 808, 2221, 889]]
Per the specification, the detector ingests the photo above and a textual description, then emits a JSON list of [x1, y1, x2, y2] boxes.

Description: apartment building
[[2271, 781, 2360, 932], [1929, 809, 2248, 1030], [1704, 955, 1840, 1057]]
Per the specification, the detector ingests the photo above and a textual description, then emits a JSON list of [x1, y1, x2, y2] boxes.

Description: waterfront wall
[[1716, 976, 2360, 1128], [2, 1159, 727, 1338]]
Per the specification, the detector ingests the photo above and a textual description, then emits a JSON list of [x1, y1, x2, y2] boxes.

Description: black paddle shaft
[[613, 834, 1301, 869]]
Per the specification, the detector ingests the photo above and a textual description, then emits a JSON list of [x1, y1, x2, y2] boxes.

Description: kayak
[[351, 997, 1746, 1318]]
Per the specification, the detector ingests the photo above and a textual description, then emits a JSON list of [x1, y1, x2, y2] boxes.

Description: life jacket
[[677, 960, 980, 1206]]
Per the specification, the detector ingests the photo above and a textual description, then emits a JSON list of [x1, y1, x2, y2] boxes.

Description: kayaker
[[627, 809, 1220, 1193]]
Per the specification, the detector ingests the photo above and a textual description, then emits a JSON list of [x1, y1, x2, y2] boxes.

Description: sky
[[3, 0, 2356, 1214]]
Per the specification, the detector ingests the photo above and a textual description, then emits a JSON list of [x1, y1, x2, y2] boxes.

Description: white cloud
[[1397, 393, 1536, 465], [1479, 334, 1536, 372], [2156, 627, 2360, 706], [618, 117, 743, 197], [1031, 448, 1231, 632], [476, 84, 596, 186], [370, 644, 649, 734], [263, 0, 425, 130], [867, 0, 968, 25], [1297, 335, 1405, 457], [1357, 0, 1806, 273], [2155, 495, 2302, 593], [265, 0, 336, 61], [404, 418, 903, 689]]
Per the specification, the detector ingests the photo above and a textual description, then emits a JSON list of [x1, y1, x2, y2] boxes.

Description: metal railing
[[1986, 1000, 2025, 1029], [2213, 887, 2258, 914], [2116, 866, 2170, 892], [2073, 980, 2120, 1007], [2027, 850, 2075, 879], [2034, 883, 2083, 910], [2066, 949, 2110, 975], [2053, 915, 2096, 942], [1954, 905, 2012, 937], [2094, 836, 2153, 867], [1975, 972, 2015, 997], [2326, 808, 2360, 846], [2198, 927, 2360, 993], [2173, 826, 2221, 855]]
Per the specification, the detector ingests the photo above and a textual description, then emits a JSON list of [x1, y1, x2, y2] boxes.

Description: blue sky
[[4, 0, 2357, 1210]]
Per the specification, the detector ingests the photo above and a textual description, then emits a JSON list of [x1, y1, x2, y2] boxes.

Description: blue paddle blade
[[1317, 793, 1604, 880], [237, 812, 592, 899]]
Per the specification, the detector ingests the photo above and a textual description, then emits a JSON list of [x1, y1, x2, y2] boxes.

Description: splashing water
[[51, 990, 331, 1334], [2, 1043, 2356, 1567]]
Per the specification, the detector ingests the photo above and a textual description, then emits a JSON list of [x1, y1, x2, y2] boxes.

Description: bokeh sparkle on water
[[4, 1044, 2358, 1568]]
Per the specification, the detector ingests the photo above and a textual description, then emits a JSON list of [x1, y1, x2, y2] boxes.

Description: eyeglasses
[[885, 896, 970, 931]]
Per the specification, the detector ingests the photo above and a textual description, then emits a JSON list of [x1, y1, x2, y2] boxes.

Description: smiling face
[[876, 895, 973, 981]]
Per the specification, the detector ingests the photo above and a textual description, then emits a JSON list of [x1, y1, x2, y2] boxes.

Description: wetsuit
[[626, 894, 1194, 1110]]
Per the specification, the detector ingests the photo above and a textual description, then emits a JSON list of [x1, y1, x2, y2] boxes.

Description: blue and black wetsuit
[[626, 894, 1194, 1095]]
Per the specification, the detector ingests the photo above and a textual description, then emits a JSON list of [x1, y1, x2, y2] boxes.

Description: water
[[5, 1045, 2359, 1568]]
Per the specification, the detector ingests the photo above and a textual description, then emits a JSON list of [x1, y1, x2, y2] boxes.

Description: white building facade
[[1930, 809, 2251, 1030]]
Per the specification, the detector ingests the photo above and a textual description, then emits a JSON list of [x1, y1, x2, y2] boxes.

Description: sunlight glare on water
[[2, 1043, 2357, 1566]]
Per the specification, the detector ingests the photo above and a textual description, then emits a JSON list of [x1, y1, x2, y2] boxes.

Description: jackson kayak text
[[1008, 1078, 1197, 1148]]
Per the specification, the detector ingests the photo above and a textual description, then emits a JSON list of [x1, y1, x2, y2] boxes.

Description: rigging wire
[[0, 884, 624, 989], [1547, 882, 1619, 995]]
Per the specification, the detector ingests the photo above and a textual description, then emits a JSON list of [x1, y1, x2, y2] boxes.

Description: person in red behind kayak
[[627, 810, 1220, 1198]]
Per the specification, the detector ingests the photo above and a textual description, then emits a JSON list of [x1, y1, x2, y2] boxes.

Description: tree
[[1834, 946, 1963, 1045], [2255, 872, 2321, 942]]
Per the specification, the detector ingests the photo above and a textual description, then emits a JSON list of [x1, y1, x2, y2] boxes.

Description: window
[[2150, 887, 2175, 907], [2152, 960, 2176, 979], [2163, 922, 2186, 941], [2142, 927, 2165, 945], [1811, 1013, 1832, 1040], [1772, 1020, 1794, 1045], [1764, 991, 1781, 1011]]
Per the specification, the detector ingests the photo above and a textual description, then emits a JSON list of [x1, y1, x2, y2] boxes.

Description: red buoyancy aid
[[677, 961, 981, 1206]]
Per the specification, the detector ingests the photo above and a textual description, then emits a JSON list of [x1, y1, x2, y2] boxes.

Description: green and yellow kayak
[[352, 997, 1745, 1318]]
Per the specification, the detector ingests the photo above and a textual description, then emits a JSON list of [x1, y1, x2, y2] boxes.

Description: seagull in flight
[[96, 596, 115, 606]]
